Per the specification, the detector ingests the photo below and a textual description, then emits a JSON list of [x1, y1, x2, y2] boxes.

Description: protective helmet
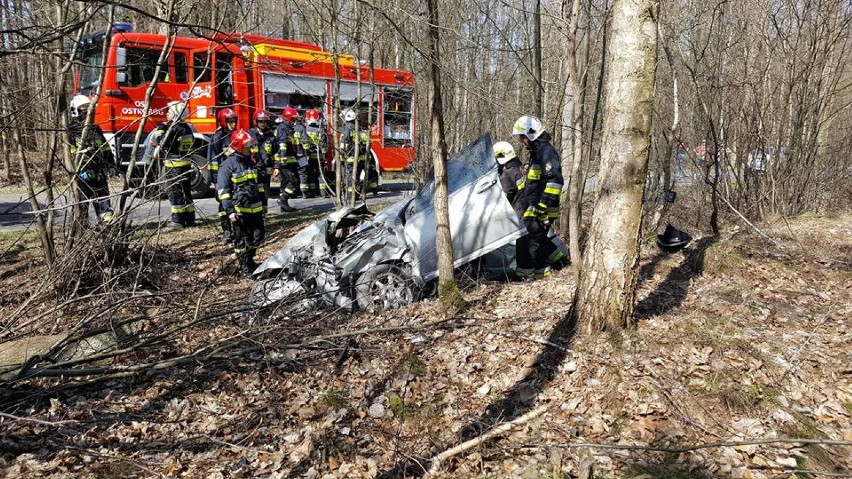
[[341, 108, 356, 122], [167, 101, 188, 122], [70, 95, 92, 119], [493, 141, 516, 165], [254, 109, 272, 123], [512, 115, 543, 141], [305, 108, 321, 126], [217, 107, 238, 128], [229, 129, 256, 153], [280, 106, 299, 123]]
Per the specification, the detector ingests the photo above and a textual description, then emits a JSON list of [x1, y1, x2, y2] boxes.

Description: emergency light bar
[[111, 22, 133, 33]]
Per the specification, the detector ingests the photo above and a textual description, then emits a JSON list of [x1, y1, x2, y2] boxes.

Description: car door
[[402, 134, 526, 281]]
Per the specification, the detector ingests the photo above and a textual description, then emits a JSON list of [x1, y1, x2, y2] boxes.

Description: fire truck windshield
[[78, 47, 104, 95]]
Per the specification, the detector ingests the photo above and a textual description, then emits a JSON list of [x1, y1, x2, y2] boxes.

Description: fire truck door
[[215, 52, 234, 107], [187, 50, 216, 133]]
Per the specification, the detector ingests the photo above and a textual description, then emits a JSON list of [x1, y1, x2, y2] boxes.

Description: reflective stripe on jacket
[[217, 153, 267, 216], [522, 132, 563, 220]]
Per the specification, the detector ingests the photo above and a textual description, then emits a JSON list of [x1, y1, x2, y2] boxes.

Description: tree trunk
[[559, 0, 583, 280], [533, 0, 543, 117], [574, 0, 657, 333], [426, 0, 464, 313]]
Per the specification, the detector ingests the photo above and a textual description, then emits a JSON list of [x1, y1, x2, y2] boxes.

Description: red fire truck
[[74, 24, 416, 197]]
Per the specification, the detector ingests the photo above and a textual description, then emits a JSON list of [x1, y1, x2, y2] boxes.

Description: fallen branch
[[426, 404, 548, 476], [515, 437, 852, 453], [0, 411, 78, 426]]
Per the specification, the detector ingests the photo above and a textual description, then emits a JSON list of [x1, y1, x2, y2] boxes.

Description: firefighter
[[301, 108, 326, 198], [291, 111, 313, 198], [494, 141, 525, 208], [494, 140, 567, 277], [218, 130, 266, 277], [148, 101, 196, 227], [274, 106, 300, 212], [208, 107, 237, 242], [68, 95, 115, 223], [339, 108, 371, 198], [249, 109, 277, 209], [512, 116, 564, 277]]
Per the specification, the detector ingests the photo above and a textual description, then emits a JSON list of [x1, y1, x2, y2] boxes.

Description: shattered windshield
[[405, 134, 495, 219]]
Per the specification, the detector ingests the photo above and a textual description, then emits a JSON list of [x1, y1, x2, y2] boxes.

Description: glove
[[534, 202, 549, 222], [79, 170, 92, 181]]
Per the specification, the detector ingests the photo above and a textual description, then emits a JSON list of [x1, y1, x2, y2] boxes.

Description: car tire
[[355, 263, 416, 313], [188, 154, 211, 199]]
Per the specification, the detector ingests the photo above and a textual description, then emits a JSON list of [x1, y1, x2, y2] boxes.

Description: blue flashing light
[[111, 22, 133, 33]]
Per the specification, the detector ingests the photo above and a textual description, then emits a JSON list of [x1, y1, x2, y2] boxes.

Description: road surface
[[0, 185, 412, 233]]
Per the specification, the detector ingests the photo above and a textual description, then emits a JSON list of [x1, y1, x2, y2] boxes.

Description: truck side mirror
[[116, 47, 127, 85]]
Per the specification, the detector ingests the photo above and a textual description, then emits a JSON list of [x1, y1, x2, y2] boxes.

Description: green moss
[[438, 279, 467, 315], [388, 393, 408, 419], [404, 353, 428, 377], [318, 387, 349, 410]]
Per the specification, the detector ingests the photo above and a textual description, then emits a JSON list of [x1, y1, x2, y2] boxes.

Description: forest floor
[[0, 209, 850, 478]]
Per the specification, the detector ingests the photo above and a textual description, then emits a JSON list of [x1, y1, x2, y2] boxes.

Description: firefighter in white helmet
[[511, 116, 564, 277], [145, 101, 196, 227], [68, 94, 115, 223], [339, 108, 372, 198]]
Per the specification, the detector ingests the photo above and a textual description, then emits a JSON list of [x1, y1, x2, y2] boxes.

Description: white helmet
[[167, 101, 188, 122], [493, 141, 516, 165], [342, 108, 357, 122], [70, 95, 92, 119], [512, 115, 543, 141]]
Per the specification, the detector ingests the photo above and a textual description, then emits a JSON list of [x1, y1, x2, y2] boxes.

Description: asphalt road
[[0, 185, 412, 232]]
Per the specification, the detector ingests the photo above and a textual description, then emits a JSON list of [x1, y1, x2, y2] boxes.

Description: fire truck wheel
[[188, 154, 212, 199]]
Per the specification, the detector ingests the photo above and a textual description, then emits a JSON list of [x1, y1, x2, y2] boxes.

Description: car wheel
[[355, 263, 416, 313], [188, 154, 211, 199]]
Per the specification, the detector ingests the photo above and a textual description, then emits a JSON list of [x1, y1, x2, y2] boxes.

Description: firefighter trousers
[[517, 219, 554, 275], [299, 157, 320, 197], [78, 175, 113, 222], [232, 213, 265, 266], [278, 164, 300, 200], [165, 165, 195, 226]]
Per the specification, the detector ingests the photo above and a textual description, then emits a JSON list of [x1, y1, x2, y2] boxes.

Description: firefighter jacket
[[340, 122, 370, 163], [522, 132, 563, 221], [303, 125, 327, 161], [291, 123, 308, 162], [249, 126, 277, 176], [68, 120, 115, 180], [217, 153, 267, 216], [274, 122, 297, 166], [207, 126, 233, 180], [148, 121, 195, 168], [498, 157, 526, 218]]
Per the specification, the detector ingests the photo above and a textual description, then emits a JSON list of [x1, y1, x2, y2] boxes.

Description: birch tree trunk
[[574, 0, 658, 332], [559, 0, 583, 279], [426, 0, 464, 312]]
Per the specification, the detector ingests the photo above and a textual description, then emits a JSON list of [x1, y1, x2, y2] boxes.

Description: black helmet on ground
[[656, 224, 692, 252]]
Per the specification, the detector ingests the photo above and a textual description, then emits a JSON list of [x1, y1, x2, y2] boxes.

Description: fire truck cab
[[74, 25, 416, 198]]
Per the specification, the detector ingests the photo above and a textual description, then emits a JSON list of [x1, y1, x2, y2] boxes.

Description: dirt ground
[[0, 209, 849, 478]]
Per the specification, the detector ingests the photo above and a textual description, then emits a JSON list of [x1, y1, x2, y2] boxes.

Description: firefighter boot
[[278, 196, 297, 212], [238, 254, 255, 278], [220, 217, 233, 244]]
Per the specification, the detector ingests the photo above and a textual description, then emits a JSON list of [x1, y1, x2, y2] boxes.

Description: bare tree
[[574, 0, 658, 332], [426, 0, 465, 312]]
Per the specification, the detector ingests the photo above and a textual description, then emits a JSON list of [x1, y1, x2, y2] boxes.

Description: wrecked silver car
[[250, 134, 533, 312]]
